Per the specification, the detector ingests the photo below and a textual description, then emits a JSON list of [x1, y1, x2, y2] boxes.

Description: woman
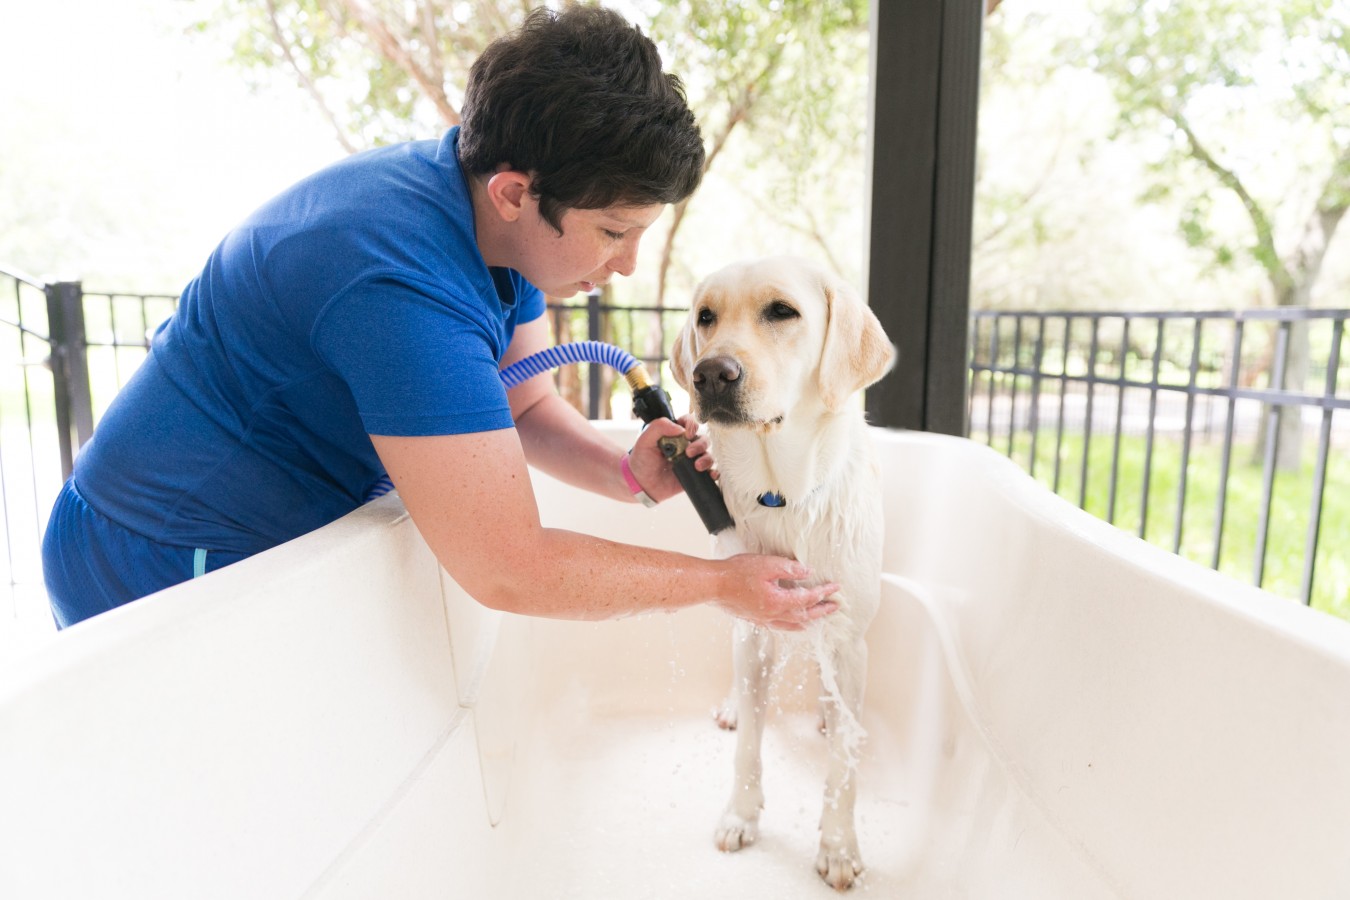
[[42, 6, 838, 632]]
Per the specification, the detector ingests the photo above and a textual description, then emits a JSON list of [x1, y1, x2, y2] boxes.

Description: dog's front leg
[[816, 634, 867, 889], [712, 529, 746, 730], [714, 620, 774, 852]]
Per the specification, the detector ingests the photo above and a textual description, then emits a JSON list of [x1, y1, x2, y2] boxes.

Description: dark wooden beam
[[864, 0, 983, 435]]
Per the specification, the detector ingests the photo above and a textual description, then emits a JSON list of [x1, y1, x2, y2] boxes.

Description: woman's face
[[511, 198, 665, 297]]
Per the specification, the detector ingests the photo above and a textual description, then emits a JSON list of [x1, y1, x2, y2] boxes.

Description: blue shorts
[[42, 481, 248, 629]]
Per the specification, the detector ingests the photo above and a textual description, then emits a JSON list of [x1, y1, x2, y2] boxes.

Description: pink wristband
[[620, 453, 658, 507]]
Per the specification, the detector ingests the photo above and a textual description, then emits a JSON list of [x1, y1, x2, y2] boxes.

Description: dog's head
[[670, 256, 895, 429]]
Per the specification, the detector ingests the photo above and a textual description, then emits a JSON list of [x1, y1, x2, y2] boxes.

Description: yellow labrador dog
[[671, 256, 894, 890]]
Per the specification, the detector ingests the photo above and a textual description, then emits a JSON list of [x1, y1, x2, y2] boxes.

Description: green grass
[[973, 428, 1350, 622]]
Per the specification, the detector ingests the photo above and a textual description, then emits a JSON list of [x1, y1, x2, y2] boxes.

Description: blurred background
[[3, 0, 1347, 653]]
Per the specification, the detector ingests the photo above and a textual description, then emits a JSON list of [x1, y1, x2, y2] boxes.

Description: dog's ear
[[669, 315, 696, 393], [818, 274, 896, 412]]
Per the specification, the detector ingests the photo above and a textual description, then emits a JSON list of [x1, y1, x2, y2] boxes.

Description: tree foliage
[[1080, 0, 1350, 309], [636, 0, 868, 302], [194, 0, 870, 304], [195, 0, 519, 150]]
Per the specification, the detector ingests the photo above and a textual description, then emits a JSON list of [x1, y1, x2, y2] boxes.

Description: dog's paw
[[714, 811, 759, 852], [815, 838, 863, 891], [712, 700, 738, 730]]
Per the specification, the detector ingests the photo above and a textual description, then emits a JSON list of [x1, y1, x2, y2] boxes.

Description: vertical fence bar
[[1052, 315, 1070, 494], [107, 293, 125, 386], [1139, 316, 1165, 540], [1007, 315, 1023, 458], [1108, 317, 1130, 525], [139, 292, 153, 349], [966, 315, 981, 433], [1077, 316, 1100, 509], [586, 289, 602, 420], [1027, 315, 1046, 478], [985, 316, 1000, 447], [1253, 321, 1291, 588], [1212, 318, 1244, 570], [1300, 317, 1341, 605], [1173, 317, 1204, 554], [977, 315, 988, 434]]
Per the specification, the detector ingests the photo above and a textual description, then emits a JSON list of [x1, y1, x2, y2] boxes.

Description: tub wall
[[0, 498, 502, 899], [871, 431, 1350, 898], [3, 426, 1350, 898]]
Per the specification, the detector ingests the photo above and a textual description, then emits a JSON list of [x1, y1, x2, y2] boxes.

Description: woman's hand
[[714, 555, 839, 632], [626, 415, 714, 503]]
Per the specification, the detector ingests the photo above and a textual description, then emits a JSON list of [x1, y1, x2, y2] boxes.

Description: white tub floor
[[498, 702, 1117, 898], [305, 602, 1124, 900], [507, 710, 911, 898]]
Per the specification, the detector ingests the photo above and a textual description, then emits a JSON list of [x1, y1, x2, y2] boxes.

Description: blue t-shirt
[[72, 127, 545, 556]]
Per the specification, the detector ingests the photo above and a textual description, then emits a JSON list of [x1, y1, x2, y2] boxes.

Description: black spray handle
[[630, 382, 735, 535]]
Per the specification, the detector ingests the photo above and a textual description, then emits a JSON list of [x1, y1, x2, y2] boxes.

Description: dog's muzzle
[[692, 355, 746, 422]]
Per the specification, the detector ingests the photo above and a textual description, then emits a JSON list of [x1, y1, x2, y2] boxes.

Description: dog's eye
[[765, 300, 799, 322], [697, 307, 716, 327]]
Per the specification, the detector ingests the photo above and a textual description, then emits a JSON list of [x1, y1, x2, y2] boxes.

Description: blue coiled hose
[[363, 341, 643, 502], [498, 340, 640, 389]]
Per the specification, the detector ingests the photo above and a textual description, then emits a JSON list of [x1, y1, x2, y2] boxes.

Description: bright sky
[[0, 0, 346, 288]]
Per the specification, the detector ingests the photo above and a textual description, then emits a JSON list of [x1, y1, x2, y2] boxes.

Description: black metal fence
[[540, 287, 688, 420], [968, 308, 1348, 614], [5, 264, 1348, 619], [0, 267, 682, 598]]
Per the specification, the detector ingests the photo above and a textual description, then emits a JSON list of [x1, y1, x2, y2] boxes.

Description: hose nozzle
[[623, 363, 655, 394]]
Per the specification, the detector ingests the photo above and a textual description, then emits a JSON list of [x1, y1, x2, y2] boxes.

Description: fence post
[[586, 288, 602, 420], [45, 281, 95, 480]]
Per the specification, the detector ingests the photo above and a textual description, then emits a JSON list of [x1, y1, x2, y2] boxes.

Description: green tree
[[195, 0, 869, 309], [636, 0, 868, 306], [1077, 0, 1350, 468], [196, 0, 503, 151]]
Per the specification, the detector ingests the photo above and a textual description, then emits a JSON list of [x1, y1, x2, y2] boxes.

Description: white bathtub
[[3, 427, 1349, 899]]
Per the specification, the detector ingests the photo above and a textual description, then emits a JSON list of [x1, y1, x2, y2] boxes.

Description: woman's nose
[[608, 237, 640, 277]]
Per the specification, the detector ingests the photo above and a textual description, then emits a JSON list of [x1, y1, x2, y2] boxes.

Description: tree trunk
[[1254, 198, 1347, 470], [1251, 284, 1311, 472]]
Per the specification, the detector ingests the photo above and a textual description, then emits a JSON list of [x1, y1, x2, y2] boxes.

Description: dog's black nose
[[692, 356, 742, 399]]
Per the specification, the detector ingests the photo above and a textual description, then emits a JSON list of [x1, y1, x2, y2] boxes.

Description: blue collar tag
[[757, 491, 786, 508]]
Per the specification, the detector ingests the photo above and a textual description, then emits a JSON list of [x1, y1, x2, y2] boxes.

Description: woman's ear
[[817, 275, 896, 412], [484, 169, 533, 223]]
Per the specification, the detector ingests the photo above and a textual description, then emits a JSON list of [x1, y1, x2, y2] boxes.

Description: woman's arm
[[370, 427, 837, 629]]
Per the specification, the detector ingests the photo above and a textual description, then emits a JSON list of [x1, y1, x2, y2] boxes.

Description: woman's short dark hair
[[458, 6, 705, 232]]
